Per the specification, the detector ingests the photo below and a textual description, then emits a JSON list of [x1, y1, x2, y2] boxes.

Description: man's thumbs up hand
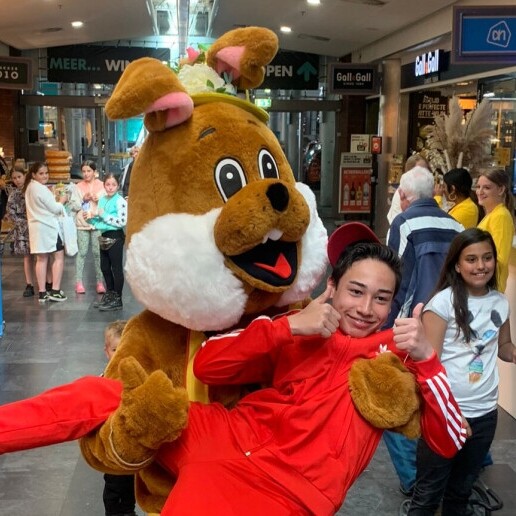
[[287, 284, 341, 338], [393, 303, 433, 361]]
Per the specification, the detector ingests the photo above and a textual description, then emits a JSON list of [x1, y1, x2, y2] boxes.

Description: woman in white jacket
[[23, 162, 68, 303]]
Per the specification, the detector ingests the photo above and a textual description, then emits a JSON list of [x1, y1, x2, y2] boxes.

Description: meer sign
[[47, 45, 170, 83], [329, 63, 377, 95], [453, 6, 516, 63], [0, 56, 33, 90]]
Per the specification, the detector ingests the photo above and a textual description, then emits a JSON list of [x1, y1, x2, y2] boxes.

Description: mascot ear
[[348, 353, 421, 439], [105, 57, 194, 132], [206, 27, 278, 90]]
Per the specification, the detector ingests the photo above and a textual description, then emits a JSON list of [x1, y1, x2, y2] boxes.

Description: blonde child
[[102, 320, 137, 516], [5, 167, 34, 297]]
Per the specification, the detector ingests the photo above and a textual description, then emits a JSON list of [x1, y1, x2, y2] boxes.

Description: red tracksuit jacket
[[178, 315, 466, 514]]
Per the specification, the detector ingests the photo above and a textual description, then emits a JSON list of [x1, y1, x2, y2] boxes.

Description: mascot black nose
[[266, 183, 289, 212]]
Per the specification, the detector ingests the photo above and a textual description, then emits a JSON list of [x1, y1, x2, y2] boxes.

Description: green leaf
[[206, 79, 215, 89]]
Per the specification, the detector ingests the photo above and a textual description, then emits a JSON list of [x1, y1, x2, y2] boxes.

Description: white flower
[[178, 63, 236, 96]]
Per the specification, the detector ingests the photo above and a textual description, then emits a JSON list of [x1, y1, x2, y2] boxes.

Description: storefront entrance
[[19, 95, 144, 179]]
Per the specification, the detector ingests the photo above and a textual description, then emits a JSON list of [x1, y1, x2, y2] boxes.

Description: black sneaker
[[94, 291, 114, 308], [48, 290, 67, 302], [23, 285, 35, 297], [99, 293, 123, 311], [38, 291, 49, 303], [45, 282, 52, 293]]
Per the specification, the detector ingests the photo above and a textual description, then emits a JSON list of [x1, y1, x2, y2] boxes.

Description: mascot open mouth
[[228, 239, 298, 287]]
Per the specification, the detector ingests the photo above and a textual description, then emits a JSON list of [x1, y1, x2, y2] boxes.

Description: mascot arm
[[349, 352, 466, 457], [194, 316, 292, 385], [81, 312, 190, 474], [81, 356, 188, 474]]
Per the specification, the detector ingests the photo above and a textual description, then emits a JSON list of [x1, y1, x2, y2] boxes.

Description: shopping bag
[[59, 214, 78, 256]]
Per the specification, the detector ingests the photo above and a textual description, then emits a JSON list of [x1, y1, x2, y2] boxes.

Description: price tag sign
[[0, 57, 33, 90]]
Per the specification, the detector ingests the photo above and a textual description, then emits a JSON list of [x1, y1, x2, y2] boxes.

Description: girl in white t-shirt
[[407, 228, 516, 515]]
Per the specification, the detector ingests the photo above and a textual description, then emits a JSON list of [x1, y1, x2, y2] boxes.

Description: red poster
[[339, 168, 372, 213]]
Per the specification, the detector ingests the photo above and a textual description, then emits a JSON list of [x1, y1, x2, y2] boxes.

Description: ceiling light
[[280, 26, 292, 33], [307, 0, 321, 5], [71, 21, 84, 28]]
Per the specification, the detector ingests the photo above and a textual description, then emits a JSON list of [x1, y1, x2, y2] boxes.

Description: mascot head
[[106, 27, 328, 331]]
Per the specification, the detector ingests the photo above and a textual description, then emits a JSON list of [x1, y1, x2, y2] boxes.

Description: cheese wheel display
[[49, 173, 71, 182], [45, 150, 71, 159], [45, 149, 71, 182], [46, 158, 70, 167]]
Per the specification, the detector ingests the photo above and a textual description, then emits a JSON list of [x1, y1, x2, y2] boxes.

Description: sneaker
[[48, 290, 67, 302], [23, 284, 35, 297], [93, 291, 114, 308], [75, 281, 86, 294], [96, 281, 106, 294], [99, 293, 123, 311], [45, 282, 52, 293], [38, 291, 49, 303]]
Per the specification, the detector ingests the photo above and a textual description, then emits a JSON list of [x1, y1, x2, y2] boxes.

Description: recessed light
[[307, 0, 321, 5], [280, 26, 292, 33], [71, 21, 84, 28]]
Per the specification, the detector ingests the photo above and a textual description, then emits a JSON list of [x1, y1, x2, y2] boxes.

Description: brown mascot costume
[[0, 27, 421, 515]]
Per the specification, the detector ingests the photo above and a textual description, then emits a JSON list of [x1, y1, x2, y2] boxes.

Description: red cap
[[327, 222, 380, 267]]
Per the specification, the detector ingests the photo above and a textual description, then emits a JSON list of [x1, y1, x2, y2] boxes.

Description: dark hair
[[331, 242, 402, 296], [432, 228, 497, 342], [443, 168, 473, 199], [81, 160, 97, 171], [23, 161, 47, 193], [103, 172, 119, 186]]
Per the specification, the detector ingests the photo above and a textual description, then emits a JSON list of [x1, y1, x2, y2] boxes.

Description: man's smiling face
[[331, 258, 396, 337]]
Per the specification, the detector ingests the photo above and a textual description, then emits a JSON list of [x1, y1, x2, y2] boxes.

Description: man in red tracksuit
[[154, 222, 467, 514], [0, 222, 466, 515]]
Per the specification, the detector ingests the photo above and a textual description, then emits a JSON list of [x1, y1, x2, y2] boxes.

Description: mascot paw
[[116, 357, 189, 450], [349, 353, 421, 438]]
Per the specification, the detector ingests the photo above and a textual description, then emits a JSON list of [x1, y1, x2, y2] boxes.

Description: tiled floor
[[0, 248, 515, 515]]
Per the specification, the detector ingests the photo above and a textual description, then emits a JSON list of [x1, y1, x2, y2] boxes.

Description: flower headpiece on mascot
[[77, 27, 421, 513]]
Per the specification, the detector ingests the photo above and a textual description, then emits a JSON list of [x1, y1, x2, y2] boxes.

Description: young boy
[[102, 321, 137, 516], [0, 223, 466, 515]]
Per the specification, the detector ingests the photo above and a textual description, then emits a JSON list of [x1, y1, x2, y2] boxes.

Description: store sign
[[453, 6, 516, 63], [329, 63, 377, 95], [414, 49, 441, 77], [350, 134, 371, 153], [262, 50, 319, 90], [47, 45, 170, 84], [339, 153, 372, 214], [0, 56, 33, 90]]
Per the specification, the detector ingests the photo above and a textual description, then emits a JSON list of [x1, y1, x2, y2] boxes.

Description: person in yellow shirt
[[476, 169, 515, 292], [443, 168, 479, 229]]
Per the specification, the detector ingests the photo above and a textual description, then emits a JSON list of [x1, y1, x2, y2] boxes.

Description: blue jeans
[[407, 409, 498, 516], [383, 431, 418, 492]]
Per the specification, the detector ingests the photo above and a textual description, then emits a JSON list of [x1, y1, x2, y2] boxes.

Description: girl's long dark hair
[[432, 228, 497, 342], [23, 161, 46, 194]]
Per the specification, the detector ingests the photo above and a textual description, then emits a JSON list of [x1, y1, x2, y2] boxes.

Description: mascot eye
[[215, 158, 247, 201], [258, 149, 279, 179]]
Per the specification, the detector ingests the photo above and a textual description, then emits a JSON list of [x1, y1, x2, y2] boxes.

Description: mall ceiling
[[1, 0, 457, 58]]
